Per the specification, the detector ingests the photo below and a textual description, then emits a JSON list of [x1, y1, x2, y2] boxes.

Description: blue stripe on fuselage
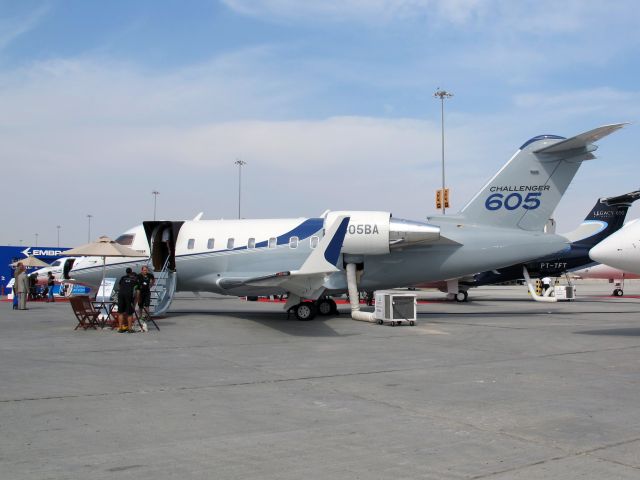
[[254, 218, 324, 248]]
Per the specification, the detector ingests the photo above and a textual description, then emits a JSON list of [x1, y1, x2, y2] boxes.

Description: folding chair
[[70, 296, 100, 330]]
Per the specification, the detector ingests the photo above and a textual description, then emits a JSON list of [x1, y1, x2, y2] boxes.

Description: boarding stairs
[[148, 257, 177, 316]]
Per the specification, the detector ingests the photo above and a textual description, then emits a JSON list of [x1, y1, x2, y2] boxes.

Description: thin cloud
[[0, 4, 49, 51], [222, 0, 486, 25]]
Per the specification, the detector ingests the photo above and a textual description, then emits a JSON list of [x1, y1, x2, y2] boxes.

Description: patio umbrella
[[61, 236, 148, 296], [11, 255, 50, 268]]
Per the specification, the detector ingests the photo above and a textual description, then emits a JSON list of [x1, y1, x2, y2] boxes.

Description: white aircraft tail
[[458, 124, 626, 231]]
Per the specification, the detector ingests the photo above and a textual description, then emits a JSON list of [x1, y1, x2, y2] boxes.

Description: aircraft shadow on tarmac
[[575, 328, 640, 337], [166, 309, 348, 337]]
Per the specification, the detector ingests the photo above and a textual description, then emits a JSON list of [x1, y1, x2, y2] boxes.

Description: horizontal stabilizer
[[602, 189, 640, 206], [533, 123, 627, 154]]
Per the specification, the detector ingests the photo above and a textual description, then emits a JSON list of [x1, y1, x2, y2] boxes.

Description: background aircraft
[[69, 124, 624, 319], [431, 189, 640, 301], [572, 263, 640, 296], [31, 257, 78, 286], [590, 218, 640, 276]]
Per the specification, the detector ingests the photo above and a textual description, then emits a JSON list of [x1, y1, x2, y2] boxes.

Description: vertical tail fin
[[563, 189, 640, 245], [458, 124, 626, 231]]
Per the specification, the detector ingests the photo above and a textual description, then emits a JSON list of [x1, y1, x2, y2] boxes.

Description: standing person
[[47, 272, 55, 303], [15, 264, 29, 310], [12, 263, 22, 310], [136, 265, 155, 317], [116, 268, 138, 332]]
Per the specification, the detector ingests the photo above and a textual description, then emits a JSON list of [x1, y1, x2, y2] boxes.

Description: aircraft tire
[[317, 298, 336, 316], [295, 302, 317, 321], [613, 289, 624, 297], [455, 291, 468, 302]]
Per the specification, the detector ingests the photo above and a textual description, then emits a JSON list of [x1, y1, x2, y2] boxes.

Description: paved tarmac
[[1, 282, 639, 479]]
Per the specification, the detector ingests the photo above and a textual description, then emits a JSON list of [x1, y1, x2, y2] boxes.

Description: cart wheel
[[391, 322, 396, 327], [377, 319, 383, 325], [410, 321, 415, 326]]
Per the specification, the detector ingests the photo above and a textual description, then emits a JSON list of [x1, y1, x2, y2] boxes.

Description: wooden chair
[[70, 295, 100, 330]]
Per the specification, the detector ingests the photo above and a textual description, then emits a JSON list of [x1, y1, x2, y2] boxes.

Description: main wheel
[[294, 302, 317, 321], [317, 298, 336, 316], [455, 290, 468, 302], [613, 288, 624, 297]]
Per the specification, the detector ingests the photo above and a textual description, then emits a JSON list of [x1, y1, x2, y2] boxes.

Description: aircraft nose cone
[[590, 238, 619, 266]]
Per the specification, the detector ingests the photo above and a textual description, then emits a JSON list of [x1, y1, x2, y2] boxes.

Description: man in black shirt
[[117, 268, 138, 332], [136, 265, 155, 317]]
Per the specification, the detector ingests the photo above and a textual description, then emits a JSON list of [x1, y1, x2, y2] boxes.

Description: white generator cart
[[374, 291, 417, 326], [554, 285, 575, 301]]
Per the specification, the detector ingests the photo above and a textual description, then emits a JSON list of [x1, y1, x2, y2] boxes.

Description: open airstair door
[[143, 221, 183, 315], [143, 221, 183, 271]]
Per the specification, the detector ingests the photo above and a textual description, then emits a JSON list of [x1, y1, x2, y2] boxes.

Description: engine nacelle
[[325, 211, 441, 256], [325, 211, 391, 255]]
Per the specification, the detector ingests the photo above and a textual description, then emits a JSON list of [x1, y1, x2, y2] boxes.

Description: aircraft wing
[[222, 215, 350, 299]]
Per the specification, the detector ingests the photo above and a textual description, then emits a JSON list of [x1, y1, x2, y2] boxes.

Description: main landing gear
[[455, 290, 468, 302], [289, 298, 338, 320]]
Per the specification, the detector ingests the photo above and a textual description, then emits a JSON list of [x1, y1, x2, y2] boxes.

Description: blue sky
[[1, 0, 639, 246]]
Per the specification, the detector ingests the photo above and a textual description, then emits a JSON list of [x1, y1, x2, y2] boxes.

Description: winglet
[[533, 123, 627, 154], [296, 215, 350, 275]]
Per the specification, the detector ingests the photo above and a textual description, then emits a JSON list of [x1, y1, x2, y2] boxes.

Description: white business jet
[[70, 124, 625, 319]]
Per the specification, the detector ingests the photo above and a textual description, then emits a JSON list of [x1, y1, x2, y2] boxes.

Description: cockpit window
[[115, 234, 135, 246]]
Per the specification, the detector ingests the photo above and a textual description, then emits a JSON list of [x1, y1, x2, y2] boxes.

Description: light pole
[[434, 88, 453, 214], [57, 225, 61, 248], [152, 190, 159, 221], [87, 214, 93, 242], [35, 233, 39, 247], [234, 159, 247, 219]]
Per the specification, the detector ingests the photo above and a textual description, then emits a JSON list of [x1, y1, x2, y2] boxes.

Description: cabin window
[[268, 237, 276, 248], [187, 239, 195, 250], [289, 236, 299, 248], [310, 236, 319, 249], [116, 234, 135, 246], [207, 238, 215, 249], [248, 238, 256, 249], [227, 238, 235, 249]]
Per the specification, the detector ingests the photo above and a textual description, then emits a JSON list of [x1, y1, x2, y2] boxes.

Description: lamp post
[[87, 214, 93, 242], [434, 88, 453, 214], [57, 225, 61, 248], [234, 159, 247, 219], [152, 190, 159, 221]]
